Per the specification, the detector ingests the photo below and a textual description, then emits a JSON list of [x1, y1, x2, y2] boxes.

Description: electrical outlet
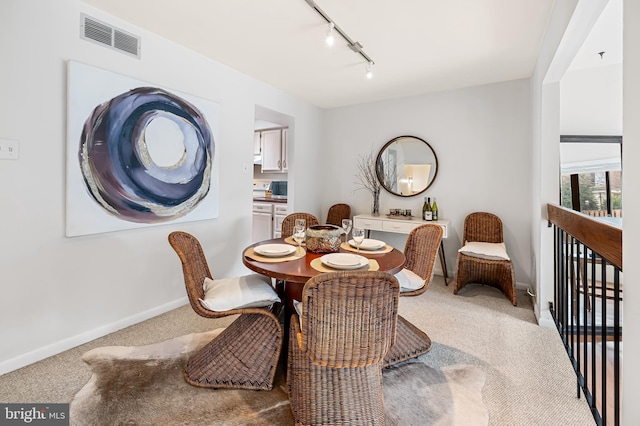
[[242, 163, 250, 175], [0, 138, 19, 160]]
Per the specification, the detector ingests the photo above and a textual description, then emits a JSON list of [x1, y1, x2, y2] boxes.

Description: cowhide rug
[[70, 330, 488, 426]]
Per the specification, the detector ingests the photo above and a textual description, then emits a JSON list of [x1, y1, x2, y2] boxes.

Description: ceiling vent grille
[[80, 13, 141, 59]]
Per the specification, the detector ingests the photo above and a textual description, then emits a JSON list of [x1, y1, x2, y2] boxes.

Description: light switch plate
[[242, 163, 250, 174], [0, 138, 19, 160]]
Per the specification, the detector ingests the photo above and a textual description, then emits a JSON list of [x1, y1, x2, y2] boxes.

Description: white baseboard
[[0, 297, 188, 377], [536, 316, 557, 329], [534, 304, 557, 329]]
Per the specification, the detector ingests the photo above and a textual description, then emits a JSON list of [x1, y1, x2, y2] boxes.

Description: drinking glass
[[293, 219, 306, 254], [294, 218, 306, 232], [341, 219, 352, 243], [352, 228, 365, 254]]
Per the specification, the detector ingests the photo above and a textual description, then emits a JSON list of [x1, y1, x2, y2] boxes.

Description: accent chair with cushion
[[288, 271, 399, 425], [168, 231, 283, 390], [325, 203, 351, 227], [281, 212, 319, 238], [384, 223, 443, 368], [454, 212, 517, 305]]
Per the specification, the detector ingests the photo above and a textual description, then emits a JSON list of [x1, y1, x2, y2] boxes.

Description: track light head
[[366, 61, 373, 79], [326, 22, 335, 46]]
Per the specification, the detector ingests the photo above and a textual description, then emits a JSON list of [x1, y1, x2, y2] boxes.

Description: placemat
[[244, 246, 306, 263], [310, 257, 380, 273], [340, 242, 394, 254], [284, 236, 306, 246]]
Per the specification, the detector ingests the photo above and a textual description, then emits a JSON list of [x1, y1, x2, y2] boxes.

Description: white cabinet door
[[281, 128, 288, 172], [252, 212, 272, 242], [273, 204, 289, 238], [253, 203, 273, 242], [253, 131, 261, 156], [260, 129, 283, 172]]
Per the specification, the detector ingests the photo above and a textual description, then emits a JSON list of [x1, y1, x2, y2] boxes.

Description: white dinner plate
[[348, 238, 386, 250], [321, 253, 369, 270], [254, 243, 296, 257]]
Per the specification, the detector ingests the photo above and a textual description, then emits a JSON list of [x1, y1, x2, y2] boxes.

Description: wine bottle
[[422, 197, 428, 221], [431, 197, 439, 221], [424, 197, 432, 221]]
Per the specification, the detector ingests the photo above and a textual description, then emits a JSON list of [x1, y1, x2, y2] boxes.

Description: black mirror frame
[[375, 135, 438, 197]]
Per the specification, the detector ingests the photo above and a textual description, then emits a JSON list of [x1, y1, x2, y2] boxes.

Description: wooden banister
[[547, 203, 622, 269]]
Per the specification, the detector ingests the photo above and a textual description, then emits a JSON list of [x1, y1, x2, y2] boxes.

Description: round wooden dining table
[[242, 237, 406, 309]]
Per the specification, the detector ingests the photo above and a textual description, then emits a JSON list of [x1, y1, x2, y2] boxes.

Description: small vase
[[371, 190, 380, 216]]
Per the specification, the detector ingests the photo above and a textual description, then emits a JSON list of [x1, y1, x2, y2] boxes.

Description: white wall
[[561, 64, 623, 134], [323, 79, 533, 285], [531, 0, 598, 326], [622, 0, 640, 422], [0, 0, 324, 374]]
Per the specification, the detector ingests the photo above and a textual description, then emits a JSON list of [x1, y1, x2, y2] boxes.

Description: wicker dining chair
[[288, 271, 399, 426], [281, 212, 319, 238], [384, 223, 443, 368], [454, 212, 517, 305], [325, 203, 351, 227], [168, 231, 283, 390]]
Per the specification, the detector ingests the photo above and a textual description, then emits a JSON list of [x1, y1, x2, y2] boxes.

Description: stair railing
[[547, 203, 622, 426]]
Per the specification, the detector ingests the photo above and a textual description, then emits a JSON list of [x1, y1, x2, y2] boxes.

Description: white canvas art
[[66, 61, 220, 237]]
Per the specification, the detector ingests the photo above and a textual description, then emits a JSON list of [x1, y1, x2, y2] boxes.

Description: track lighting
[[326, 22, 335, 46], [304, 0, 376, 76]]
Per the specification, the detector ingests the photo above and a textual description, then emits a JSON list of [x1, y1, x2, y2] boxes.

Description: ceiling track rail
[[304, 0, 374, 65]]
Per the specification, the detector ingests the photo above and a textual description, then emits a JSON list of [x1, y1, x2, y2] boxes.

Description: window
[[560, 135, 622, 217]]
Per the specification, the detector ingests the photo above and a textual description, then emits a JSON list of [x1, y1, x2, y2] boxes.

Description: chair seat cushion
[[199, 274, 280, 312], [394, 268, 425, 292], [293, 299, 303, 328], [458, 241, 510, 261]]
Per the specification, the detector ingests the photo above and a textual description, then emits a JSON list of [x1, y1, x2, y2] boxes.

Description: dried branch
[[354, 149, 380, 197]]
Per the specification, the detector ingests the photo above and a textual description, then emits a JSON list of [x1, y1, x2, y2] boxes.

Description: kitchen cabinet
[[252, 203, 273, 243], [253, 131, 261, 156], [260, 128, 287, 172], [273, 204, 289, 238], [281, 128, 288, 172], [252, 201, 289, 242]]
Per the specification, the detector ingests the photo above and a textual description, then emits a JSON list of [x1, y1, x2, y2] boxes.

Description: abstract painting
[[66, 61, 220, 237]]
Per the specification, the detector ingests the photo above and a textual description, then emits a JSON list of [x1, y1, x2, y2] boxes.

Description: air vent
[[80, 13, 141, 59]]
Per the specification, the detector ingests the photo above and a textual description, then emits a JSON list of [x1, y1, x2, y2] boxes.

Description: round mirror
[[375, 135, 438, 197]]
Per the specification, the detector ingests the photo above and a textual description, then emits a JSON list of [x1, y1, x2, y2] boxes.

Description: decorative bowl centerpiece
[[305, 225, 342, 253]]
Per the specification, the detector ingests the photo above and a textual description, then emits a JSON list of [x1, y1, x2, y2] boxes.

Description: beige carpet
[[0, 277, 596, 425], [70, 329, 487, 426]]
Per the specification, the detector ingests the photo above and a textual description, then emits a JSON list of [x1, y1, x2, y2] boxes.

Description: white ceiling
[[80, 0, 618, 109]]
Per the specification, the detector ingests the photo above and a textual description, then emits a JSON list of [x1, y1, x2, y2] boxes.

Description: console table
[[353, 214, 450, 284]]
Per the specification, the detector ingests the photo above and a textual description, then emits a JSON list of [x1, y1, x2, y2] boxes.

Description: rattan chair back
[[402, 223, 444, 297], [168, 231, 282, 318], [288, 271, 399, 424], [281, 212, 319, 238], [168, 231, 217, 318], [463, 211, 504, 244], [325, 203, 351, 227], [300, 271, 399, 368]]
